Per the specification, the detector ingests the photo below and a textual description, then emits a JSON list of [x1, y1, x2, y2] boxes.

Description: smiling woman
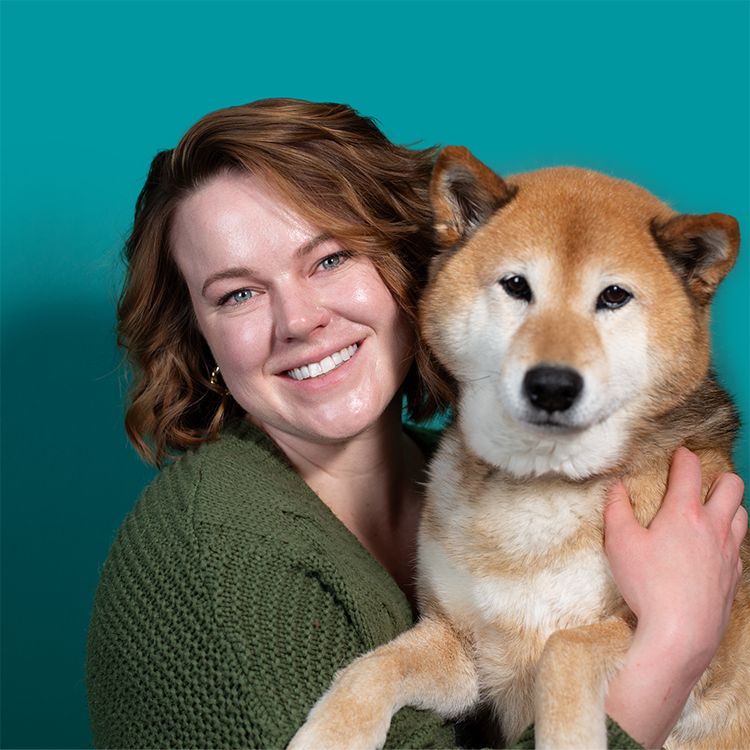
[[85, 99, 461, 749], [171, 173, 414, 447], [85, 99, 746, 750], [114, 99, 450, 468]]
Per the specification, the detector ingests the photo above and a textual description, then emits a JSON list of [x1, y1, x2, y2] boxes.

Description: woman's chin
[[247, 401, 394, 446]]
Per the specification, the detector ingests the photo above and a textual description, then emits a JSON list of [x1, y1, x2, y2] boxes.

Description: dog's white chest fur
[[421, 426, 619, 633], [417, 425, 623, 736], [420, 540, 615, 633]]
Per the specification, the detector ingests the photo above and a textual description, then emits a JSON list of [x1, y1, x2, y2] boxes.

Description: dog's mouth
[[521, 414, 586, 435]]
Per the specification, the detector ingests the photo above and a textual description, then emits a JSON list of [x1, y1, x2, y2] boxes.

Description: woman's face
[[172, 172, 415, 444]]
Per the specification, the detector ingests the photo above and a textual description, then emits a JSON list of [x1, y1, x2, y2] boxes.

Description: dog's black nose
[[523, 366, 583, 413]]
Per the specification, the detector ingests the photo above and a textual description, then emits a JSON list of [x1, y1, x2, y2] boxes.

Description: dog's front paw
[[287, 702, 389, 750], [287, 723, 380, 750]]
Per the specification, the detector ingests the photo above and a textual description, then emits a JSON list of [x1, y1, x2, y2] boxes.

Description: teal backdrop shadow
[[1, 2, 747, 748]]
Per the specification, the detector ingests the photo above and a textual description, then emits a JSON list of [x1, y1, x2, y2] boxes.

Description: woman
[[86, 98, 746, 749]]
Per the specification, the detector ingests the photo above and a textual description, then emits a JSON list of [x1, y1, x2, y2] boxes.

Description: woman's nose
[[273, 286, 331, 341]]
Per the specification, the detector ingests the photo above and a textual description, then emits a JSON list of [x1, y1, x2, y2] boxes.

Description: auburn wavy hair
[[118, 98, 453, 467]]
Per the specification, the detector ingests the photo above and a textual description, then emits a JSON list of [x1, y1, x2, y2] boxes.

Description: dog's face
[[421, 147, 740, 480]]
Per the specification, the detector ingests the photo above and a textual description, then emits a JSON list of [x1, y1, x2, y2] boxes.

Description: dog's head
[[421, 146, 740, 480]]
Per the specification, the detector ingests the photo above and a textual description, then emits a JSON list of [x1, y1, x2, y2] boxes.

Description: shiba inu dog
[[288, 147, 748, 750]]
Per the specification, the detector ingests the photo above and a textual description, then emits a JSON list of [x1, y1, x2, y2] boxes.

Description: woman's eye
[[500, 275, 532, 302], [319, 252, 348, 271], [220, 289, 254, 306], [597, 285, 632, 310]]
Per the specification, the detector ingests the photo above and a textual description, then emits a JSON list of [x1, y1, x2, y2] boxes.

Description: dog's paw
[[287, 678, 392, 750], [287, 710, 388, 750]]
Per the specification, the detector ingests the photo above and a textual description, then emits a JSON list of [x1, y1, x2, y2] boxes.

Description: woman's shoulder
[[106, 419, 411, 622], [154, 418, 301, 497], [135, 419, 319, 538]]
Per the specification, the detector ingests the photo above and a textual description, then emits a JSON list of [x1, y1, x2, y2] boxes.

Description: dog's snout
[[523, 366, 583, 413]]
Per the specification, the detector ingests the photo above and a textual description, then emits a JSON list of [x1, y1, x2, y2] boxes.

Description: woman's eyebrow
[[201, 268, 252, 297], [295, 232, 333, 259]]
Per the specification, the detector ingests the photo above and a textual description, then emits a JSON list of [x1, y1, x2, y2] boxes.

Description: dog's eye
[[597, 285, 632, 310], [500, 275, 532, 302]]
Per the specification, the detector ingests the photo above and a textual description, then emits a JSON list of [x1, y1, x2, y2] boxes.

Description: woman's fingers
[[603, 479, 639, 536], [704, 471, 746, 529], [654, 447, 703, 517], [703, 471, 746, 594]]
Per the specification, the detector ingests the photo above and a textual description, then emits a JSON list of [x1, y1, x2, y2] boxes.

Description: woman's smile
[[285, 343, 359, 381]]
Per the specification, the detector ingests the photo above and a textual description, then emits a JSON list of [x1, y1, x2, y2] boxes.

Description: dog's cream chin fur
[[460, 382, 636, 480], [289, 147, 748, 750]]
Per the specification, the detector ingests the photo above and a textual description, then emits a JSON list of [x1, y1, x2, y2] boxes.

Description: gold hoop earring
[[209, 365, 230, 396]]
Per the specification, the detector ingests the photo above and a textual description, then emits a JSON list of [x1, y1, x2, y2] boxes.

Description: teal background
[[1, 2, 747, 748]]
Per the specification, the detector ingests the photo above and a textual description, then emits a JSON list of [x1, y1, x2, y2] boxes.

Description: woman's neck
[[250, 399, 426, 608]]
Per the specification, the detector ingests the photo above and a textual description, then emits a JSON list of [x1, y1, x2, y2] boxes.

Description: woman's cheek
[[208, 312, 270, 388]]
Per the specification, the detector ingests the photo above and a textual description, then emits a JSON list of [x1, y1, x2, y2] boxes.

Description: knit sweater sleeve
[[86, 423, 456, 749]]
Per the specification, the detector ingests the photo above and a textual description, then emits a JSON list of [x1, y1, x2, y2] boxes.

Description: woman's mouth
[[286, 344, 358, 381]]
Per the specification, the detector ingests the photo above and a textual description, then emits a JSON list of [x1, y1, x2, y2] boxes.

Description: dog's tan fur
[[289, 147, 748, 750]]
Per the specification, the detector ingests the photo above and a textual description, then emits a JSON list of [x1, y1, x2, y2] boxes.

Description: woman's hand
[[603, 447, 746, 749]]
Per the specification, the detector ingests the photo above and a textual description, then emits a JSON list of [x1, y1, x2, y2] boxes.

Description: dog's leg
[[535, 617, 632, 750], [287, 616, 479, 750]]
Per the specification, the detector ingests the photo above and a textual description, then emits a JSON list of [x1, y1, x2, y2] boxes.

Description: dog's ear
[[431, 146, 516, 247], [651, 213, 740, 305]]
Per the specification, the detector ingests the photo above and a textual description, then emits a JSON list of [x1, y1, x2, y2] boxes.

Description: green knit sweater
[[86, 420, 642, 749]]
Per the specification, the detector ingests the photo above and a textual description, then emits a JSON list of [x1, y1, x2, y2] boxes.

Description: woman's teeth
[[287, 344, 358, 381]]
